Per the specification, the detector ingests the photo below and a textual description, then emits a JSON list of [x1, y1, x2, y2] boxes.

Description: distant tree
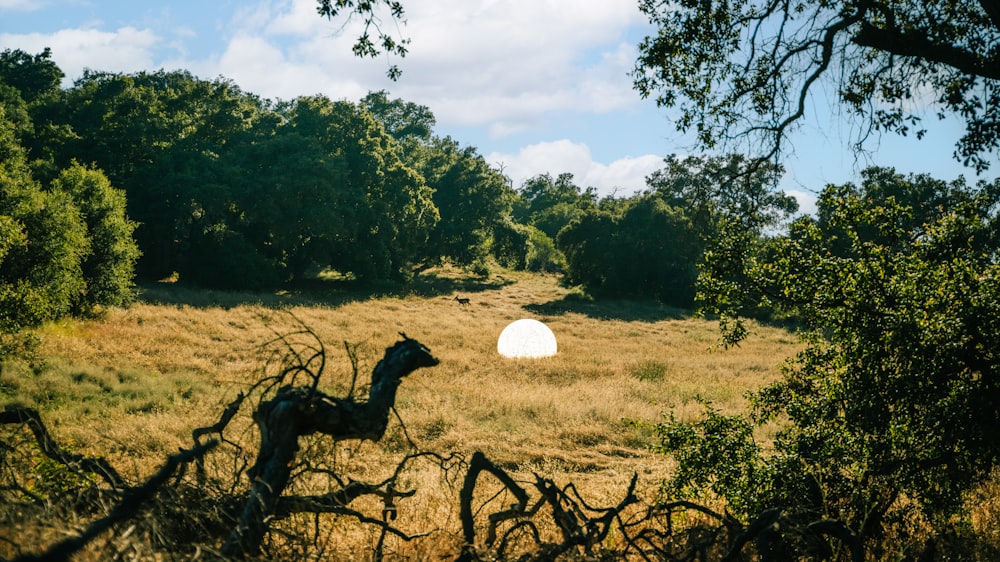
[[283, 96, 437, 282], [559, 197, 700, 305], [0, 48, 71, 177], [490, 220, 531, 270], [412, 136, 513, 270], [633, 0, 1000, 171], [0, 48, 63, 104], [645, 154, 796, 241], [361, 90, 435, 142], [558, 155, 794, 306], [524, 225, 566, 274], [514, 173, 597, 241], [557, 209, 617, 290], [53, 70, 272, 279]]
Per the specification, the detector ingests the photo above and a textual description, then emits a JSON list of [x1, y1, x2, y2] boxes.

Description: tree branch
[[977, 0, 1000, 30], [853, 21, 1000, 80], [0, 405, 125, 490], [13, 441, 217, 562]]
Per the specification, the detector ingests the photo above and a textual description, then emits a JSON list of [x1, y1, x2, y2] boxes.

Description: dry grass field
[[0, 267, 807, 559]]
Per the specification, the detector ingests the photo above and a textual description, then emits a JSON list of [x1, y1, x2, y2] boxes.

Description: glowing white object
[[497, 319, 558, 358]]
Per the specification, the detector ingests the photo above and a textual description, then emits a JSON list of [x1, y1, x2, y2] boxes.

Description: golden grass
[[0, 266, 803, 558], [17, 268, 797, 476]]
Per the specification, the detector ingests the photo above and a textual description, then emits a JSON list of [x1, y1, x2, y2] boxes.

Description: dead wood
[[11, 441, 216, 562], [457, 450, 641, 562], [220, 334, 438, 558], [0, 405, 125, 490]]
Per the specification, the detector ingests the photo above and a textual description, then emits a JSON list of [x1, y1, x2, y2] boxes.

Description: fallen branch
[[0, 405, 125, 490], [458, 450, 641, 562], [12, 441, 217, 562]]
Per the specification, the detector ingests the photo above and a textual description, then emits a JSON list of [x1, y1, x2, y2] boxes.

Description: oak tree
[[633, 0, 1000, 171]]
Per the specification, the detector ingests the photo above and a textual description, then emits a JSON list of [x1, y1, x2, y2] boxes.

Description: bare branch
[[12, 441, 217, 562], [0, 405, 125, 490]]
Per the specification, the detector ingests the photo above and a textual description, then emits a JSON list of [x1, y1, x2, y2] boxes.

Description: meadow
[[0, 267, 805, 559]]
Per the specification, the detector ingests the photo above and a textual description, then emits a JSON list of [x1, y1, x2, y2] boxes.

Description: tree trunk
[[221, 335, 438, 557]]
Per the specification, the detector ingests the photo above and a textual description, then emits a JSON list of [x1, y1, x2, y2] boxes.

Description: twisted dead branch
[[458, 450, 642, 561], [220, 333, 439, 557]]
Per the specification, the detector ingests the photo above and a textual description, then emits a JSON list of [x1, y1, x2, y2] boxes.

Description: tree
[[282, 96, 437, 282], [53, 70, 273, 280], [558, 197, 701, 305], [0, 48, 63, 104], [0, 109, 88, 333], [361, 90, 435, 142], [645, 154, 796, 240], [672, 169, 1000, 556], [514, 173, 597, 239], [50, 162, 140, 312], [633, 0, 1000, 172], [412, 136, 513, 270]]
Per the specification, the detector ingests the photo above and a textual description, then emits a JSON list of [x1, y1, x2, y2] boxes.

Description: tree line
[[0, 48, 799, 329]]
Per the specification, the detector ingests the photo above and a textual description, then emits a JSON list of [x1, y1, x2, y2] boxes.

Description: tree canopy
[[632, 0, 1000, 171]]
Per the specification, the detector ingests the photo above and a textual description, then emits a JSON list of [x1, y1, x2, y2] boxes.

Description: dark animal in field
[[454, 296, 470, 306]]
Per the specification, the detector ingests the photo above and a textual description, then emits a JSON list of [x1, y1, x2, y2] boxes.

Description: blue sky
[[2, 0, 996, 214]]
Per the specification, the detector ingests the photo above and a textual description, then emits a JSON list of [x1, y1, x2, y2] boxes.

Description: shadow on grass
[[138, 268, 516, 310], [523, 294, 693, 323]]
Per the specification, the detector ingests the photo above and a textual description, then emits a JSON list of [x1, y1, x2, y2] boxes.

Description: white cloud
[[0, 0, 42, 11], [197, 0, 651, 133], [487, 140, 662, 197], [785, 189, 819, 216], [0, 27, 160, 83]]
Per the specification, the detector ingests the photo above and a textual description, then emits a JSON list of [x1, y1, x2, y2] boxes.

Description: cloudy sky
[[2, 0, 996, 213]]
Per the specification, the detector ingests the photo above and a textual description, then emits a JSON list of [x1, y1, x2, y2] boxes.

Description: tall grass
[[0, 266, 803, 558], [9, 268, 796, 473]]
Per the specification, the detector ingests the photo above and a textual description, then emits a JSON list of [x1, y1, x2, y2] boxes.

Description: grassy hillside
[[0, 267, 804, 559]]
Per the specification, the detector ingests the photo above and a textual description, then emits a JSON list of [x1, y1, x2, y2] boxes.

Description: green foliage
[[555, 155, 795, 307], [514, 173, 596, 240], [183, 226, 283, 291], [0, 84, 139, 349], [632, 0, 1000, 171], [52, 70, 270, 280], [51, 162, 139, 312], [490, 220, 531, 270], [0, 111, 89, 331], [524, 226, 565, 273], [29, 442, 97, 498], [670, 168, 1000, 553], [316, 0, 409, 80], [645, 154, 795, 237], [42, 70, 443, 288], [361, 90, 435, 141], [654, 403, 769, 518], [0, 48, 63, 104], [412, 136, 512, 269]]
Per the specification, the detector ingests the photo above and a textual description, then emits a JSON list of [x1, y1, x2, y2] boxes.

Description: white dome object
[[497, 319, 558, 358]]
